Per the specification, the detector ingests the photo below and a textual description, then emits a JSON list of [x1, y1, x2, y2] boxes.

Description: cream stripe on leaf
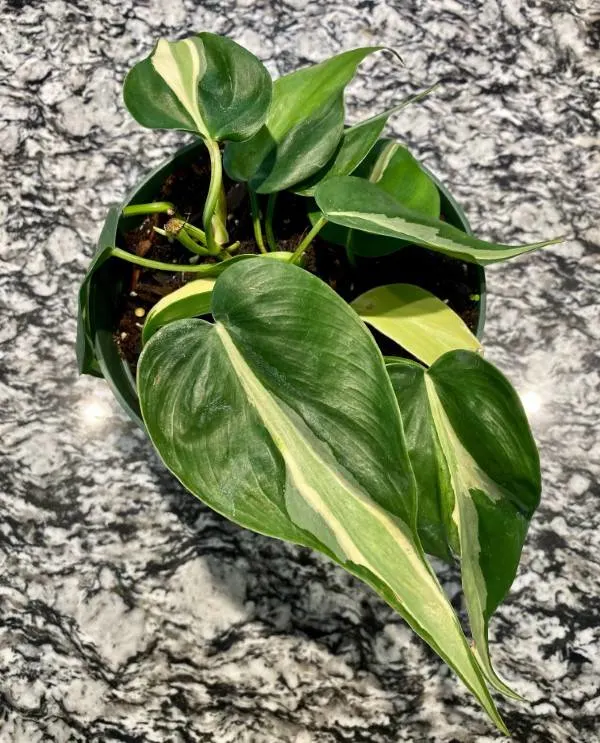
[[224, 48, 383, 193], [123, 33, 272, 142], [138, 259, 508, 733], [387, 351, 541, 700], [315, 175, 562, 264], [151, 37, 208, 136]]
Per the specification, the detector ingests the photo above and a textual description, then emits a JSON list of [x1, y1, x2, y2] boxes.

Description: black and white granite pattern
[[1, 1, 599, 740]]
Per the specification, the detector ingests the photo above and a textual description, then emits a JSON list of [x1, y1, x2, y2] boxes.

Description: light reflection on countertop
[[520, 389, 542, 416], [79, 396, 113, 427]]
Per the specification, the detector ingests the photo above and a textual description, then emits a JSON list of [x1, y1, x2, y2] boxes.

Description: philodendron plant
[[78, 32, 562, 734]]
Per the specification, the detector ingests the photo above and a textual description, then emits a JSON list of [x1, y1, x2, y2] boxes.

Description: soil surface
[[115, 153, 481, 372]]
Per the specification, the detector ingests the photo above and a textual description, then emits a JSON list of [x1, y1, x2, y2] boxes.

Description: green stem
[[177, 228, 213, 256], [181, 222, 207, 246], [122, 202, 175, 217], [265, 193, 278, 252], [155, 225, 231, 261], [290, 216, 328, 264], [203, 138, 225, 256], [153, 225, 211, 256], [249, 190, 267, 254], [345, 246, 358, 268], [344, 233, 358, 268], [110, 248, 226, 272]]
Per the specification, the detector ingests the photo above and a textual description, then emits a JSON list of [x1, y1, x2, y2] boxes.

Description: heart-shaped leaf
[[138, 259, 506, 732], [293, 87, 438, 197], [316, 176, 561, 263], [387, 351, 541, 698], [123, 33, 272, 142], [351, 284, 481, 366], [223, 48, 382, 193]]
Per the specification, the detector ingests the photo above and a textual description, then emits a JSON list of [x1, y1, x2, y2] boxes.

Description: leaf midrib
[[215, 322, 478, 637]]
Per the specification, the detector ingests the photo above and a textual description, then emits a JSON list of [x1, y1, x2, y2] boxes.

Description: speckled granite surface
[[1, 1, 599, 741]]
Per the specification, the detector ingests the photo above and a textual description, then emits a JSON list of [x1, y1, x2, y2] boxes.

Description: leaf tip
[[549, 234, 568, 246], [381, 47, 405, 67]]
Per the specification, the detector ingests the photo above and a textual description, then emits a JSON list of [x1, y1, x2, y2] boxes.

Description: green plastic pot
[[76, 140, 486, 426]]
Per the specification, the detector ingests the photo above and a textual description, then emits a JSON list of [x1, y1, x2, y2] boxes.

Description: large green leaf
[[351, 284, 481, 366], [386, 351, 541, 698], [223, 48, 382, 193], [316, 176, 561, 263], [138, 259, 506, 732], [123, 33, 272, 142], [293, 88, 437, 197]]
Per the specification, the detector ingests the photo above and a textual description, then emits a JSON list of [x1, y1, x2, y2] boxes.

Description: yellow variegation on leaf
[[138, 259, 508, 733], [123, 33, 272, 142], [351, 283, 481, 366], [387, 352, 541, 700]]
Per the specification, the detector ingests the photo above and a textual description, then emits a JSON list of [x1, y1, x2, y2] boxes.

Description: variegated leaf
[[138, 259, 507, 732], [123, 33, 272, 142], [351, 283, 481, 366], [307, 140, 442, 252], [142, 278, 216, 345], [315, 176, 561, 263], [387, 352, 541, 699]]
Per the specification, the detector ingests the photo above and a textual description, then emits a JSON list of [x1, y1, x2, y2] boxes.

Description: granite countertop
[[1, 1, 599, 741]]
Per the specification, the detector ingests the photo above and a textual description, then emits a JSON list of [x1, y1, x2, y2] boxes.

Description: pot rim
[[80, 139, 487, 426]]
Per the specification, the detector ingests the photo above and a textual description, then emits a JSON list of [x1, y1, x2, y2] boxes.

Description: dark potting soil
[[115, 154, 481, 372]]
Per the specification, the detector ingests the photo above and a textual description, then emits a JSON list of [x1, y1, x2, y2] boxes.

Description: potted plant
[[77, 33, 560, 734]]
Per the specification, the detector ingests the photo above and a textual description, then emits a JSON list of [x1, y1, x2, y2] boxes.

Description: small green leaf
[[387, 351, 541, 699], [316, 176, 561, 263], [142, 278, 216, 345], [138, 259, 507, 732], [123, 33, 272, 142], [223, 47, 383, 193], [293, 87, 438, 197], [351, 284, 481, 366]]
